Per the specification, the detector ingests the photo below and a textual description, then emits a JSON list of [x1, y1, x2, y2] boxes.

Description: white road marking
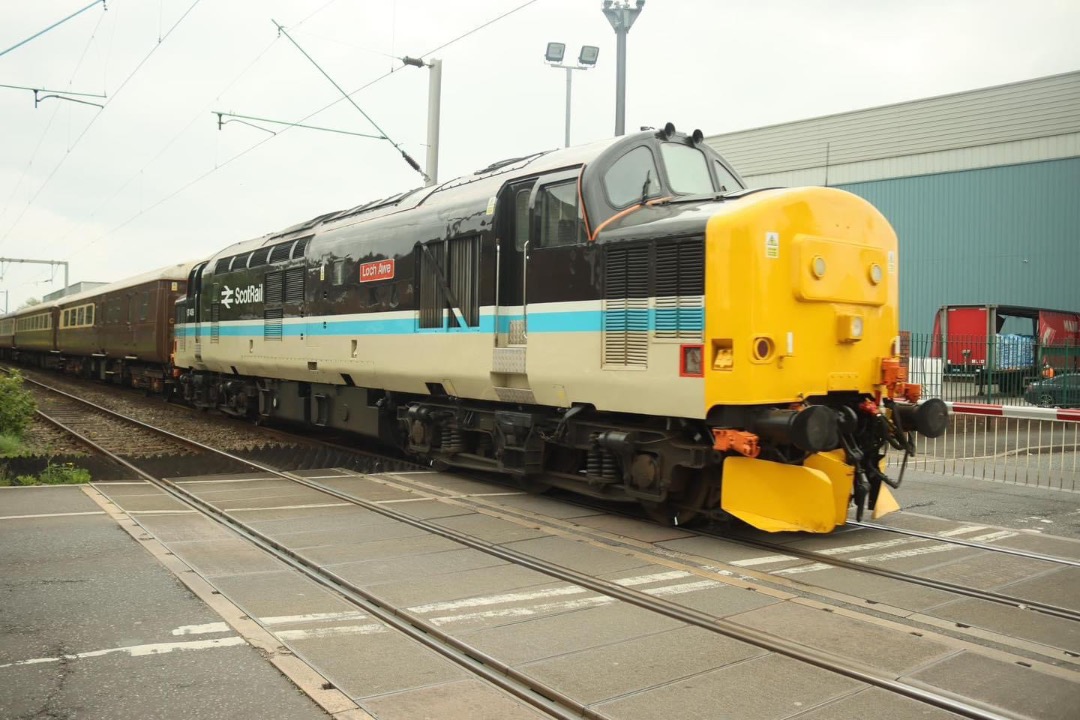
[[0, 511, 105, 520], [645, 580, 722, 596], [773, 563, 833, 575], [128, 510, 198, 515], [772, 529, 1020, 576], [730, 555, 797, 567], [410, 585, 588, 614], [816, 538, 917, 555], [0, 637, 246, 668], [261, 611, 367, 626], [409, 571, 693, 615], [614, 571, 693, 586], [427, 577, 719, 625], [171, 622, 230, 636], [226, 502, 352, 512], [851, 530, 1017, 563], [938, 525, 990, 537], [430, 596, 613, 625], [375, 498, 438, 504], [274, 624, 385, 640], [175, 477, 277, 485]]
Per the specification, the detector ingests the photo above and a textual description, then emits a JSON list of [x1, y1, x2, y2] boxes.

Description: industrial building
[[706, 70, 1080, 334]]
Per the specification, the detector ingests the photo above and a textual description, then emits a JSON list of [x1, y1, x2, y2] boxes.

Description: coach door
[[493, 179, 535, 348], [486, 180, 532, 403]]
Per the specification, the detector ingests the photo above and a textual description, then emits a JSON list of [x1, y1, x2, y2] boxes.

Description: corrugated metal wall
[[708, 71, 1080, 180], [837, 157, 1080, 334]]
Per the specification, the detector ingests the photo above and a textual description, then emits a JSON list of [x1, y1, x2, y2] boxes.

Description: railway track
[[21, 381, 1035, 718], [11, 369, 1079, 716], [569, 494, 1080, 624], [847, 519, 1080, 567], [715, 526, 1080, 623]]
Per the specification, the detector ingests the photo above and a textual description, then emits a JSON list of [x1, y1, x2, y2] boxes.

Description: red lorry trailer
[[931, 304, 1080, 394]]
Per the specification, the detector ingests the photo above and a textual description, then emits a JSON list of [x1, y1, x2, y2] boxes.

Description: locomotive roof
[[203, 133, 643, 265]]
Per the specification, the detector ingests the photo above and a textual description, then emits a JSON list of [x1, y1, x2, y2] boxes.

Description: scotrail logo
[[220, 284, 263, 309]]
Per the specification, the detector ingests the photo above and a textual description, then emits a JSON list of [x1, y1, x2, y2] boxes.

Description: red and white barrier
[[946, 402, 1080, 423]]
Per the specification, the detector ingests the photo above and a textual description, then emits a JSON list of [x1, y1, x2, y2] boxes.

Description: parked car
[[1024, 374, 1080, 407]]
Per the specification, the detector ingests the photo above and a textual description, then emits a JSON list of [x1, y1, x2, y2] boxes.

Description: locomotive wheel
[[641, 471, 712, 527]]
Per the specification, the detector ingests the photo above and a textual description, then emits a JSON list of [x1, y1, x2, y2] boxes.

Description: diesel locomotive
[[170, 124, 946, 532], [1, 124, 947, 532]]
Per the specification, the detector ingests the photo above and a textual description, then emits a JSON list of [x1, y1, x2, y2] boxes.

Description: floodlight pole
[[603, 1, 645, 136], [565, 67, 573, 148], [547, 64, 591, 147]]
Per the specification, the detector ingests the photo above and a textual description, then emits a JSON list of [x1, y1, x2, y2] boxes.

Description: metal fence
[[904, 332, 1080, 408], [888, 405, 1080, 492]]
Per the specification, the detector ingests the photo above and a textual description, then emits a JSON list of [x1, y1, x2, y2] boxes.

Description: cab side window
[[537, 180, 585, 248]]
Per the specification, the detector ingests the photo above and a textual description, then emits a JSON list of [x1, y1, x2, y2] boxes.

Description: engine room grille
[[654, 239, 704, 341], [264, 271, 283, 305], [417, 237, 481, 329], [263, 308, 283, 340], [448, 235, 481, 327], [603, 244, 650, 368], [284, 267, 305, 304]]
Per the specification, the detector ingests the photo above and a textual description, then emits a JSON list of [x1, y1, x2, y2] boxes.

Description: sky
[[1, 0, 1078, 312]]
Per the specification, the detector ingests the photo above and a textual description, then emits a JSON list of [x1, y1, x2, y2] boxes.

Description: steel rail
[[513, 483, 1080, 625], [17, 375, 1027, 719], [26, 388, 600, 720], [715, 531, 1080, 624], [849, 520, 1080, 568]]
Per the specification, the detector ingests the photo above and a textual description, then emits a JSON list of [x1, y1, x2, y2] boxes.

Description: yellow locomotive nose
[[702, 186, 903, 533], [703, 186, 898, 407]]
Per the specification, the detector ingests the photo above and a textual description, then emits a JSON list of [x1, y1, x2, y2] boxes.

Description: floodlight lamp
[[545, 42, 566, 63], [578, 46, 599, 66], [603, 1, 613, 8]]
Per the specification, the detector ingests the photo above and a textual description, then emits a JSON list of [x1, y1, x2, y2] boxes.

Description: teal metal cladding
[[838, 157, 1080, 334]]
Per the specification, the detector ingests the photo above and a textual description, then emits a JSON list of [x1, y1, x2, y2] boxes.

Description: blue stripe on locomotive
[[175, 307, 704, 338]]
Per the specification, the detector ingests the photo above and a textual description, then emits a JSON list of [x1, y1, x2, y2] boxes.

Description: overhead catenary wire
[[69, 0, 544, 258], [0, 0, 205, 249], [270, 19, 428, 183], [0, 0, 106, 60], [0, 5, 109, 242], [43, 2, 337, 258]]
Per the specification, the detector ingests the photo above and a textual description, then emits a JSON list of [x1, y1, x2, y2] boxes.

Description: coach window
[[86, 305, 94, 325], [538, 180, 585, 247], [77, 307, 84, 326], [661, 143, 713, 195], [604, 146, 660, 208]]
